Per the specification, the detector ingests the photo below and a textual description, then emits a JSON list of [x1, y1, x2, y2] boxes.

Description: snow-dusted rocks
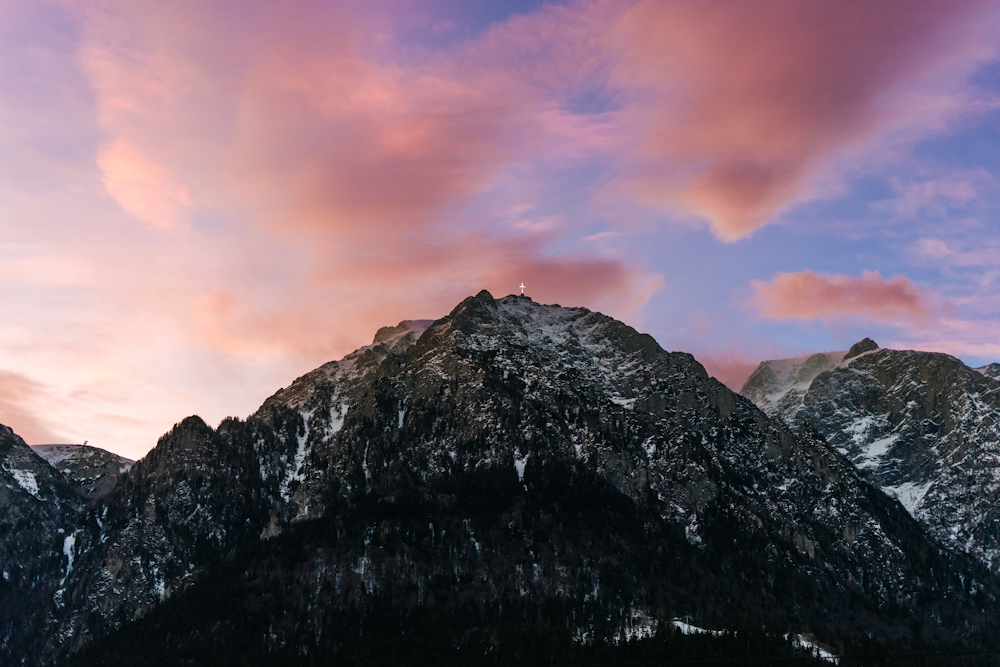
[[0, 425, 96, 661], [741, 350, 847, 420], [7, 296, 1000, 663], [742, 341, 1000, 572], [30, 445, 133, 501], [975, 362, 1000, 382]]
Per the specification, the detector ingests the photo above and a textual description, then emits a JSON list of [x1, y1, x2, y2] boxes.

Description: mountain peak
[[975, 362, 1000, 381], [30, 444, 133, 500], [844, 337, 878, 360]]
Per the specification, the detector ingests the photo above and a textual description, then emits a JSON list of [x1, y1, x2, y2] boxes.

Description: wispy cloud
[[913, 237, 1000, 268], [877, 171, 994, 219]]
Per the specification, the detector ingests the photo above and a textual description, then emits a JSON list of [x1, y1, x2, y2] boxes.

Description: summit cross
[[520, 283, 525, 295]]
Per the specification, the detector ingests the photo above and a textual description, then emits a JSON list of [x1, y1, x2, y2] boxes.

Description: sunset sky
[[3, 0, 1000, 459]]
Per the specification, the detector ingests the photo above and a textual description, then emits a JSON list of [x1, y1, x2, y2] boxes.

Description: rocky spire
[[844, 337, 878, 360]]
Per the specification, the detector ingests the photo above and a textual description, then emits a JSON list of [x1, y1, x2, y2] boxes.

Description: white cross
[[520, 283, 525, 295]]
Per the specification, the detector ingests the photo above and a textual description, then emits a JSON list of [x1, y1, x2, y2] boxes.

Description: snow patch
[[514, 457, 527, 482], [884, 479, 933, 516], [31, 444, 134, 471], [8, 468, 39, 497], [673, 619, 723, 636], [610, 396, 635, 409], [280, 410, 313, 501], [684, 517, 702, 546], [329, 404, 346, 435], [858, 433, 899, 468], [404, 319, 435, 341], [60, 530, 79, 586], [789, 633, 839, 663], [845, 415, 876, 446]]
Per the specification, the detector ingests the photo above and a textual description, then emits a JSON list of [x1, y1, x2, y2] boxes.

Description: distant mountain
[[975, 362, 1000, 382], [5, 295, 1000, 665], [742, 340, 1000, 573], [30, 445, 133, 501], [739, 351, 846, 418]]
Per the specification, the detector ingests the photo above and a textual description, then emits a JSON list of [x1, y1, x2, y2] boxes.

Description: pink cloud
[[97, 138, 189, 229], [750, 270, 940, 323], [0, 371, 67, 444], [608, 0, 997, 240]]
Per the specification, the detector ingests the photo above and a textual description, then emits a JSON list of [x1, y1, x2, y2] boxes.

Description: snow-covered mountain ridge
[[741, 339, 1000, 572], [4, 294, 1000, 663], [30, 445, 133, 501]]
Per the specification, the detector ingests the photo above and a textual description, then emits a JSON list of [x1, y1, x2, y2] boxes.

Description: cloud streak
[[751, 270, 940, 324]]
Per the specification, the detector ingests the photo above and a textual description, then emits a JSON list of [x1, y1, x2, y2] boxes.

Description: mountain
[[30, 446, 133, 502], [975, 362, 1000, 382], [0, 427, 97, 661], [739, 350, 846, 418], [5, 294, 1000, 664], [741, 340, 1000, 573]]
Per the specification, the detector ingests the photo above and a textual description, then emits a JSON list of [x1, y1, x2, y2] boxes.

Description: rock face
[[844, 338, 879, 360], [30, 446, 133, 501], [976, 362, 1000, 382], [6, 296, 1000, 664], [742, 341, 1000, 572], [740, 350, 846, 419], [0, 427, 95, 662]]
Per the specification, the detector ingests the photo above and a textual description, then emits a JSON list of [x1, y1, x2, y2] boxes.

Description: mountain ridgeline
[[3, 293, 1000, 665], [741, 339, 1000, 576]]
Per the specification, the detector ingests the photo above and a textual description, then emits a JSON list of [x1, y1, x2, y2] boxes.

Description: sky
[[3, 0, 1000, 460]]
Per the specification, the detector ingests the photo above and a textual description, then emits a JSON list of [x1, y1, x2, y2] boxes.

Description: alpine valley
[[3, 292, 1000, 665]]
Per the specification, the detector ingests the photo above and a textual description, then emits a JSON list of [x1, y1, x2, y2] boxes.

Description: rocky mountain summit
[[30, 445, 133, 501], [742, 340, 1000, 573], [975, 362, 1000, 382], [4, 295, 1000, 665]]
